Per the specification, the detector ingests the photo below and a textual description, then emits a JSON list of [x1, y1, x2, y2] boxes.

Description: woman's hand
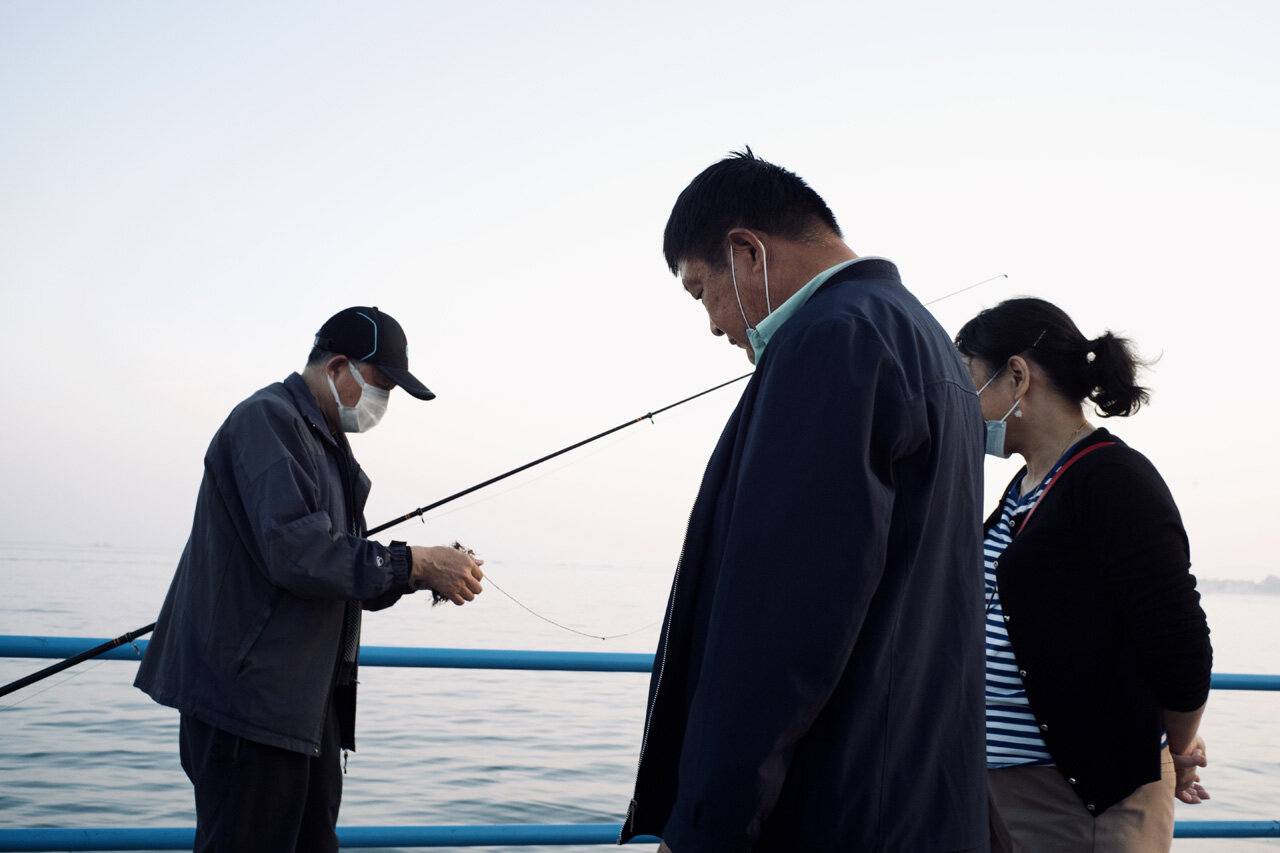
[[1173, 736, 1210, 804]]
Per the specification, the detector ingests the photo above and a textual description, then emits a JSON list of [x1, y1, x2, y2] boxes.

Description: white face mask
[[728, 242, 771, 364], [977, 368, 1021, 458], [328, 361, 390, 433]]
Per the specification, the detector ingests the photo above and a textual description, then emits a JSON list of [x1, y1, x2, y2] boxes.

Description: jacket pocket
[[231, 591, 277, 674]]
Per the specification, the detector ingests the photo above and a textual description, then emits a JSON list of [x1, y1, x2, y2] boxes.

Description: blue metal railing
[[7, 637, 1280, 687], [0, 825, 664, 852], [0, 635, 654, 673], [1, 635, 1277, 850]]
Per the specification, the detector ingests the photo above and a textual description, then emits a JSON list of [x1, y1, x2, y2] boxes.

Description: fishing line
[[924, 273, 1007, 306], [0, 654, 116, 711], [482, 573, 663, 641], [447, 543, 661, 641]]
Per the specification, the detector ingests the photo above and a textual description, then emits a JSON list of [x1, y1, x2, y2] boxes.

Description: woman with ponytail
[[955, 298, 1213, 852]]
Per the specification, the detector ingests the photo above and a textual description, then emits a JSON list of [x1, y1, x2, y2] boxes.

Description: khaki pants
[[988, 749, 1175, 853]]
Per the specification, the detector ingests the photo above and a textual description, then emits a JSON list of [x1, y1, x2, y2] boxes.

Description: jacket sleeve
[[662, 317, 920, 852], [1082, 453, 1212, 712], [220, 396, 411, 602]]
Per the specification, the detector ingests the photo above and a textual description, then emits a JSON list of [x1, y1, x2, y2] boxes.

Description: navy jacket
[[135, 373, 412, 756], [989, 428, 1212, 814], [622, 260, 988, 852]]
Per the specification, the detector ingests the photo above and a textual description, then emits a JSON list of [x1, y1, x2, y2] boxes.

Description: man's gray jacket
[[135, 372, 412, 756]]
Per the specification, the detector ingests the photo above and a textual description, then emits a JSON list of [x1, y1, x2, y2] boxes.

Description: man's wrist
[[389, 541, 412, 591]]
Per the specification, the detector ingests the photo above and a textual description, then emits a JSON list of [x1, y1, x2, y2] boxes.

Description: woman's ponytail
[[1086, 332, 1151, 417]]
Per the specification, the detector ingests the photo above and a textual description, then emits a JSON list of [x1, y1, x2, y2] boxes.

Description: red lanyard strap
[[1013, 441, 1115, 538]]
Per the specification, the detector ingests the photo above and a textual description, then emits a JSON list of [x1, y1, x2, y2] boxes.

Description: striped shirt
[[984, 468, 1057, 768]]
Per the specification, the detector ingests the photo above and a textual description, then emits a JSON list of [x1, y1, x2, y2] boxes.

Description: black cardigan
[[988, 428, 1212, 815]]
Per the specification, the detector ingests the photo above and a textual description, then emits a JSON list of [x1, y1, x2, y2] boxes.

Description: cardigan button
[[1003, 614, 1011, 622], [1018, 669, 1028, 677], [1039, 723, 1049, 732], [1067, 777, 1077, 785], [1087, 804, 1096, 812]]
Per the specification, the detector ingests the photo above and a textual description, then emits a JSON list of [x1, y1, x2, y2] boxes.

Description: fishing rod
[[3, 271, 1009, 696], [368, 372, 752, 536], [363, 275, 1005, 537], [0, 623, 155, 700], [0, 373, 752, 700]]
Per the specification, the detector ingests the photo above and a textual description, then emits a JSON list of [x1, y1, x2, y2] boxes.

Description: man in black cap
[[135, 306, 484, 852]]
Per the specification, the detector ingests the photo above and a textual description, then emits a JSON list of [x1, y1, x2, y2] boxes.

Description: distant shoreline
[[1199, 576, 1280, 596]]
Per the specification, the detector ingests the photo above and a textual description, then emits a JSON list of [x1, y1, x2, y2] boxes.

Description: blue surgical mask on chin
[[729, 243, 771, 364], [977, 369, 1021, 459]]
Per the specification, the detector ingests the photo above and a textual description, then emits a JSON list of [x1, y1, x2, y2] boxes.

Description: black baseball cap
[[314, 306, 435, 400]]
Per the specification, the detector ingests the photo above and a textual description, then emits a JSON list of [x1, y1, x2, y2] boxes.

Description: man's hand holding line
[[409, 545, 484, 605]]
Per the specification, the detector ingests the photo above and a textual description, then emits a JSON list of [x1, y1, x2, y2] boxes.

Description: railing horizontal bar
[[3, 637, 1278, 851], [0, 820, 1276, 850], [0, 825, 657, 851], [0, 636, 655, 673], [1207, 673, 1280, 690], [2, 636, 1279, 685], [1, 818, 1278, 853], [360, 645, 654, 672], [1174, 820, 1280, 838]]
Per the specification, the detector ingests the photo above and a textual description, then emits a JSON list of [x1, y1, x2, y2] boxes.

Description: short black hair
[[307, 347, 364, 368], [662, 148, 842, 275], [307, 346, 337, 367]]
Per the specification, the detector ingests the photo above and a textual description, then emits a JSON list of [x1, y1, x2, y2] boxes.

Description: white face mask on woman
[[328, 361, 390, 433], [977, 368, 1021, 458]]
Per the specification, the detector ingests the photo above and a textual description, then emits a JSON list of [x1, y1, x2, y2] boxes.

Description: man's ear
[[726, 227, 766, 270], [325, 355, 349, 381]]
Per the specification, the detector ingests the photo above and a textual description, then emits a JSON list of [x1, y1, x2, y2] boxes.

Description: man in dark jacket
[[620, 152, 988, 852], [135, 306, 484, 852]]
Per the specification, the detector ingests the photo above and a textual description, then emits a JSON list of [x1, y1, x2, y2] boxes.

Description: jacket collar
[[283, 372, 342, 449], [816, 256, 901, 293]]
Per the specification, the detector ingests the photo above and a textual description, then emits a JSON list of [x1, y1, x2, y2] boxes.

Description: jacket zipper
[[620, 502, 694, 841], [621, 388, 748, 842]]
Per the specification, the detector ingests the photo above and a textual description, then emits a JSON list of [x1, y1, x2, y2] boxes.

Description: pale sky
[[2, 1, 1277, 580]]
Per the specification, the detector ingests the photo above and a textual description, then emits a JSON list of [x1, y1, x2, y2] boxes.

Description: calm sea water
[[1, 542, 1276, 852]]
